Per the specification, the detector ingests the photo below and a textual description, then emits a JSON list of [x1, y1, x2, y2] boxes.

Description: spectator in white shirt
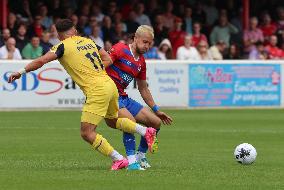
[[196, 40, 213, 60], [176, 35, 199, 60], [0, 37, 22, 60], [209, 40, 226, 60]]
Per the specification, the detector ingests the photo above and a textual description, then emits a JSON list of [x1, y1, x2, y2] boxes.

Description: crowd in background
[[0, 0, 284, 60]]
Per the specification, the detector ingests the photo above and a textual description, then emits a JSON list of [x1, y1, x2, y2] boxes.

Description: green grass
[[0, 109, 284, 190]]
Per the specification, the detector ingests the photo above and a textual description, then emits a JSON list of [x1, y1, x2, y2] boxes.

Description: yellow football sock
[[92, 134, 114, 156], [116, 118, 136, 133]]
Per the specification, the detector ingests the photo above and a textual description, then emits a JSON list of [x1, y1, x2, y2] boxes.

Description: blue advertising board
[[189, 64, 281, 107]]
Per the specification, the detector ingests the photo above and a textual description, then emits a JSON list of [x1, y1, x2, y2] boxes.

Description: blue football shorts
[[118, 96, 143, 116]]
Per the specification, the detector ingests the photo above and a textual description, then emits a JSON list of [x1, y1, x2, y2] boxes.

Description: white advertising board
[[0, 61, 85, 108]]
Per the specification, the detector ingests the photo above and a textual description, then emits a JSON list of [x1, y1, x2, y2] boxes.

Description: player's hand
[[8, 72, 21, 83], [155, 111, 173, 125]]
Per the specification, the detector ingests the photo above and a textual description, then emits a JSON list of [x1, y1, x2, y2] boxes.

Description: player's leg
[[134, 107, 162, 168], [115, 97, 145, 169], [115, 107, 144, 170], [80, 111, 128, 170], [104, 88, 157, 154], [104, 80, 156, 154]]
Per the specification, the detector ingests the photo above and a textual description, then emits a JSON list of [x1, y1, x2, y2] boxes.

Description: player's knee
[[149, 118, 161, 129], [105, 118, 117, 129], [80, 123, 96, 143], [154, 118, 162, 129]]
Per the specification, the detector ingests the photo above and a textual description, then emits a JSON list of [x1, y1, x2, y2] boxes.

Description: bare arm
[[137, 79, 173, 125], [8, 52, 57, 83], [137, 79, 156, 108], [99, 48, 113, 68]]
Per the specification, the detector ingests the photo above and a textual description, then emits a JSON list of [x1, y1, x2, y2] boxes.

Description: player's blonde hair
[[135, 25, 154, 38]]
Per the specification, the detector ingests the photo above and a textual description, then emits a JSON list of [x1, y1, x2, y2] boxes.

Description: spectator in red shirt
[[168, 17, 187, 58], [265, 35, 283, 59], [28, 15, 45, 38], [191, 22, 208, 47], [260, 13, 277, 42]]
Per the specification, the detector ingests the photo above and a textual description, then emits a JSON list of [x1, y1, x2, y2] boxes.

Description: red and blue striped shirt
[[106, 42, 147, 96]]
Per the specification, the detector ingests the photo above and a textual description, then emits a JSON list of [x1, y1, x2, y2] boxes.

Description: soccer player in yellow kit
[[8, 19, 156, 170]]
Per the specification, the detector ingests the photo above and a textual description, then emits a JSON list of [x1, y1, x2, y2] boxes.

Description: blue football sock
[[123, 132, 136, 156], [138, 136, 148, 153]]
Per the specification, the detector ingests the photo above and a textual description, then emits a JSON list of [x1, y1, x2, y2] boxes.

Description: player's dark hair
[[55, 19, 74, 32]]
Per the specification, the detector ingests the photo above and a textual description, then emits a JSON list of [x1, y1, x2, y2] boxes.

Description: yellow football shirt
[[50, 36, 108, 94]]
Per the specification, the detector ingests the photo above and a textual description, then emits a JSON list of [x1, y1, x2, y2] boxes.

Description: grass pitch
[[0, 109, 284, 190]]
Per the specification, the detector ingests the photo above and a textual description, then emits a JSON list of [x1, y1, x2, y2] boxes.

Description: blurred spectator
[[158, 39, 173, 60], [107, 1, 118, 20], [203, 0, 218, 26], [260, 13, 277, 42], [230, 8, 243, 46], [192, 2, 207, 25], [243, 17, 264, 55], [169, 17, 187, 58], [121, 0, 138, 20], [176, 35, 199, 60], [70, 14, 79, 32], [249, 41, 268, 60], [101, 16, 114, 42], [89, 25, 104, 48], [144, 45, 160, 59], [135, 2, 151, 26], [39, 5, 53, 30], [196, 40, 212, 60], [153, 14, 169, 46], [0, 37, 22, 60], [40, 32, 53, 55], [22, 36, 43, 59], [183, 6, 193, 35], [113, 12, 127, 32], [49, 24, 60, 45], [28, 15, 45, 38], [265, 35, 283, 59], [162, 1, 177, 31], [111, 22, 126, 44], [104, 40, 113, 52], [224, 44, 241, 59], [146, 0, 160, 23], [83, 16, 101, 37], [0, 29, 11, 47], [125, 11, 140, 34], [50, 0, 61, 18], [63, 7, 75, 19], [90, 3, 105, 24], [192, 22, 208, 47], [7, 13, 18, 37], [276, 7, 284, 34], [210, 15, 238, 46], [18, 0, 33, 24], [77, 15, 89, 36], [209, 40, 226, 60], [78, 4, 90, 17], [15, 24, 29, 52]]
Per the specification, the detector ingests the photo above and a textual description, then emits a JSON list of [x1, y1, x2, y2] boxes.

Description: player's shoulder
[[109, 42, 129, 55], [111, 42, 128, 51]]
